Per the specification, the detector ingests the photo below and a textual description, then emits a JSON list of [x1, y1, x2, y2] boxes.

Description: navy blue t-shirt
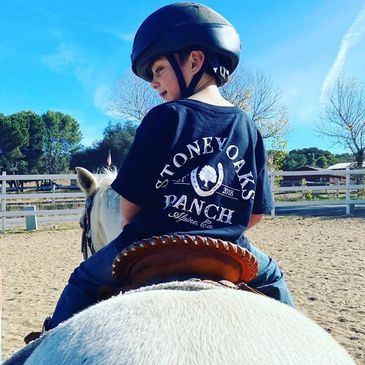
[[111, 99, 273, 245]]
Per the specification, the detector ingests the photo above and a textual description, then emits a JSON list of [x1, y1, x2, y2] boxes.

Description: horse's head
[[76, 167, 122, 258]]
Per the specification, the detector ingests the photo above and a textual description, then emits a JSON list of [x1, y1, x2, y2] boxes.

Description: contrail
[[320, 4, 365, 103]]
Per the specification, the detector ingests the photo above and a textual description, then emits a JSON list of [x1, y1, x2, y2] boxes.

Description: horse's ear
[[76, 167, 99, 196]]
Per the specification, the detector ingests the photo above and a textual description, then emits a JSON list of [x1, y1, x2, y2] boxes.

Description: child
[[48, 2, 294, 330]]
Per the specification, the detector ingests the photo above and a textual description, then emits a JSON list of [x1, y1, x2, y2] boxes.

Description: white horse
[[2, 167, 355, 365], [77, 167, 122, 256]]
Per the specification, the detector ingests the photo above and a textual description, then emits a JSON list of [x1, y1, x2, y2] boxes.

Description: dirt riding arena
[[0, 216, 364, 364]]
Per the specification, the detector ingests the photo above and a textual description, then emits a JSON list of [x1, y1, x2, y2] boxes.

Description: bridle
[[80, 191, 97, 260]]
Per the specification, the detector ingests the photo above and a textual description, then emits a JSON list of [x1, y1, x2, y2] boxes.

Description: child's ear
[[191, 51, 205, 68], [190, 51, 205, 73]]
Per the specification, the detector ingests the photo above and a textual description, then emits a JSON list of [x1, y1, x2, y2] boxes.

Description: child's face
[[150, 56, 185, 101]]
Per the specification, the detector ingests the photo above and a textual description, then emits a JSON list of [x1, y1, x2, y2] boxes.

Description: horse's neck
[[91, 187, 122, 250]]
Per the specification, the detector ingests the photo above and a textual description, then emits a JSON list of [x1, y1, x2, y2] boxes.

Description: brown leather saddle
[[25, 235, 260, 345], [107, 234, 260, 295]]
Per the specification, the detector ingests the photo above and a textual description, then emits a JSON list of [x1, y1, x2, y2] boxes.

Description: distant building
[[327, 162, 365, 170], [280, 166, 345, 187]]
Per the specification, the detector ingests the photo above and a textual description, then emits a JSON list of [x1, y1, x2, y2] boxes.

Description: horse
[[76, 167, 122, 258], [2, 167, 355, 365]]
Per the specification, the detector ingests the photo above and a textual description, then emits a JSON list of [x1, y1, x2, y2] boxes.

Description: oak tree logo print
[[198, 165, 217, 188]]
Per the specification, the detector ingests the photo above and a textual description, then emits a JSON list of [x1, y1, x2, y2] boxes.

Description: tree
[[220, 66, 252, 111], [333, 152, 355, 163], [0, 114, 26, 155], [71, 121, 137, 172], [316, 156, 328, 168], [70, 146, 102, 172], [318, 75, 365, 169], [0, 113, 28, 173], [9, 111, 45, 173], [100, 121, 136, 161], [107, 67, 289, 150], [267, 149, 287, 171], [107, 71, 161, 122], [283, 153, 307, 170], [222, 67, 289, 149], [282, 148, 338, 170], [41, 111, 82, 173]]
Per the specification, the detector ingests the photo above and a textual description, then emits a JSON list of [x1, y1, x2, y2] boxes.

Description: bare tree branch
[[106, 71, 161, 122], [222, 66, 289, 148], [107, 66, 289, 151], [317, 75, 365, 168], [221, 66, 252, 110]]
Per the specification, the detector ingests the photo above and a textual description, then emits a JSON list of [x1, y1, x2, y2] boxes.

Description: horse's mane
[[95, 167, 118, 191]]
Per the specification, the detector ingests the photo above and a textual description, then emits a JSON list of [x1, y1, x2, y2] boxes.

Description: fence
[[1, 169, 365, 233], [0, 172, 84, 233], [269, 168, 365, 216]]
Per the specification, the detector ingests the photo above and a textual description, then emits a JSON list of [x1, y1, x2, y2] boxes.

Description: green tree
[[41, 111, 82, 173], [100, 121, 136, 163], [267, 149, 287, 170], [307, 152, 316, 167], [316, 156, 328, 168], [267, 139, 288, 171], [333, 152, 355, 164], [0, 113, 28, 173], [283, 153, 307, 170], [71, 121, 137, 172], [282, 147, 338, 170], [9, 111, 45, 173], [70, 146, 101, 172]]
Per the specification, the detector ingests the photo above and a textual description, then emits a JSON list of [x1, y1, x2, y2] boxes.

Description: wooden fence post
[[1, 172, 6, 233], [345, 167, 350, 215], [0, 269, 2, 362], [52, 182, 56, 205], [270, 169, 276, 217]]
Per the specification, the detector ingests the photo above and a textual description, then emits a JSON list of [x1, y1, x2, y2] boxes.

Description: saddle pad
[[112, 235, 259, 286]]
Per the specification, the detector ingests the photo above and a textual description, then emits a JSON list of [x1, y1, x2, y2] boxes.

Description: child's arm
[[246, 213, 264, 230], [120, 196, 141, 225]]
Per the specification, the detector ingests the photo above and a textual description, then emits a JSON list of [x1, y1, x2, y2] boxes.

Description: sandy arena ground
[[0, 216, 364, 364]]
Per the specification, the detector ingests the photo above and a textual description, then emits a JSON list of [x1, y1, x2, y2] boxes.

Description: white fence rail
[[269, 168, 365, 216], [1, 169, 365, 232], [0, 172, 84, 233]]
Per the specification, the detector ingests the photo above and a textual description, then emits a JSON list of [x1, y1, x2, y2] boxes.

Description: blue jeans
[[49, 234, 294, 329], [237, 236, 295, 306]]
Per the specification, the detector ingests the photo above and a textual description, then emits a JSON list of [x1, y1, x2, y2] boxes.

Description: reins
[[80, 191, 97, 260]]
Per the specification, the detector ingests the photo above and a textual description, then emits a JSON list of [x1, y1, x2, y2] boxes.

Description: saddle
[[108, 234, 260, 295], [25, 235, 260, 345]]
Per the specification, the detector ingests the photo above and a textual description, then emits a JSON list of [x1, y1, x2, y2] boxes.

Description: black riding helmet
[[131, 2, 241, 98]]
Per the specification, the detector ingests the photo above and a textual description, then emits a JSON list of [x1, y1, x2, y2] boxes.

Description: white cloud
[[93, 84, 117, 118], [118, 33, 135, 42], [42, 41, 122, 121], [42, 42, 101, 93], [41, 43, 77, 70], [320, 4, 365, 103]]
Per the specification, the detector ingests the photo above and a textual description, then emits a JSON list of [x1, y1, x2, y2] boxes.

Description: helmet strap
[[205, 53, 230, 86], [166, 54, 206, 98]]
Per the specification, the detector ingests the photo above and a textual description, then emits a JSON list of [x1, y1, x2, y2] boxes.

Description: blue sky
[[1, 0, 365, 154]]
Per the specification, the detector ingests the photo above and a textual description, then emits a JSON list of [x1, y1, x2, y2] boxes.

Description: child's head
[[131, 2, 240, 100], [149, 50, 208, 101]]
